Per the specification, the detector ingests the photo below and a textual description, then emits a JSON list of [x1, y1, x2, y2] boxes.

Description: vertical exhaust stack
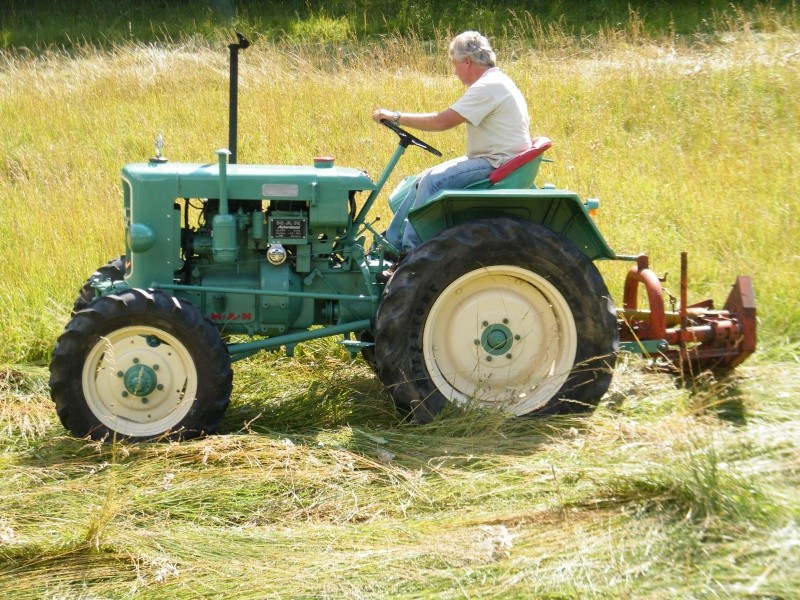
[[211, 32, 250, 265], [228, 32, 250, 164]]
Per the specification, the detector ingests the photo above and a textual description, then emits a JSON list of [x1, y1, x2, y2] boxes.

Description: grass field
[[1, 355, 798, 597], [1, 3, 799, 597]]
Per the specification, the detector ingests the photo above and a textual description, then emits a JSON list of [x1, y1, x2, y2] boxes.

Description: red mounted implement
[[618, 253, 756, 371]]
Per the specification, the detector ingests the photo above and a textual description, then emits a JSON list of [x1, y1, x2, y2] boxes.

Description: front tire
[[374, 218, 618, 423], [72, 255, 126, 314], [50, 289, 232, 441]]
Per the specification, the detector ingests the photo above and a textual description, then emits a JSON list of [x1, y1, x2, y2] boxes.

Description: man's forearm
[[373, 107, 465, 132]]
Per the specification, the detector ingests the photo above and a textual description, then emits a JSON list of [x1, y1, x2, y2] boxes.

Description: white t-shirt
[[450, 67, 531, 168]]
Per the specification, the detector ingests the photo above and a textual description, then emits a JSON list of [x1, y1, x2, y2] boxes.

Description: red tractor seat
[[488, 136, 553, 185]]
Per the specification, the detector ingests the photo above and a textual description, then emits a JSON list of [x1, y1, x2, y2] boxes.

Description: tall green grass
[[1, 26, 798, 362]]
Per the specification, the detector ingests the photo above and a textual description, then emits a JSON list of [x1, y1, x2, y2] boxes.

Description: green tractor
[[49, 36, 755, 441]]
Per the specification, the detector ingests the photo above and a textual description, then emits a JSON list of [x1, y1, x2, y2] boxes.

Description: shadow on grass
[[600, 355, 751, 425], [2, 352, 753, 477], [706, 388, 747, 425], [218, 352, 602, 466], [221, 358, 398, 434], [3, 355, 590, 479], [0, 542, 141, 596], [686, 371, 748, 425]]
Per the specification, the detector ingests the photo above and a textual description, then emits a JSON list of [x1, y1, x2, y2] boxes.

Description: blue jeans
[[386, 156, 493, 252]]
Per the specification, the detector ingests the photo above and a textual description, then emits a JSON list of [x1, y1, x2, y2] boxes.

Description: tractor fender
[[407, 189, 616, 261]]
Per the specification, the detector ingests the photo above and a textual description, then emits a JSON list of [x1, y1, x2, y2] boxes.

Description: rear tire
[[374, 218, 618, 423], [50, 288, 232, 441]]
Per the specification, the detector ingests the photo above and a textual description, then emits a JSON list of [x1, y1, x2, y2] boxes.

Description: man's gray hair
[[448, 31, 496, 67]]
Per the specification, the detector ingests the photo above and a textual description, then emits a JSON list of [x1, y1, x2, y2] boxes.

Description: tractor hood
[[121, 160, 377, 202]]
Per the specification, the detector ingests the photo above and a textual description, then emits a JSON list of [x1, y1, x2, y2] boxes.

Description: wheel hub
[[123, 364, 158, 396], [481, 323, 514, 355]]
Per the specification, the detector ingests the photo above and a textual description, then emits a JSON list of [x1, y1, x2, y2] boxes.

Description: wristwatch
[[393, 111, 401, 124]]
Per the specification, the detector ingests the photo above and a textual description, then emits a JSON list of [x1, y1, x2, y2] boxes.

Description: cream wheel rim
[[422, 265, 578, 415], [81, 325, 198, 437]]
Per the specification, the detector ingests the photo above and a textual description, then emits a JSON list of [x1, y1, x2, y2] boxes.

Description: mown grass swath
[[1, 2, 799, 598]]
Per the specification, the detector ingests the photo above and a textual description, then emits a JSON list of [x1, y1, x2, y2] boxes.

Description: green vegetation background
[[3, 0, 798, 50]]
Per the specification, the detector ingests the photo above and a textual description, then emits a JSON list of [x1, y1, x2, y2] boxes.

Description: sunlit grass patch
[[1, 350, 798, 597]]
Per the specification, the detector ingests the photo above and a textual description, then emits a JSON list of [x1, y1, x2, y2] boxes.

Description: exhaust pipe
[[228, 31, 250, 164]]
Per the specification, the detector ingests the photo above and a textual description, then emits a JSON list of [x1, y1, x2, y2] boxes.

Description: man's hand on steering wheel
[[372, 109, 442, 157]]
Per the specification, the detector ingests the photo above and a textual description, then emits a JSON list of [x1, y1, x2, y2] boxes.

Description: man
[[373, 30, 532, 253]]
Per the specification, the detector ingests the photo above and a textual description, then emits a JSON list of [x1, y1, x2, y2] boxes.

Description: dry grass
[[1, 352, 798, 597]]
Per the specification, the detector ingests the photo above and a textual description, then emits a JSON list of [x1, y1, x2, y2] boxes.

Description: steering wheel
[[380, 119, 443, 157]]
